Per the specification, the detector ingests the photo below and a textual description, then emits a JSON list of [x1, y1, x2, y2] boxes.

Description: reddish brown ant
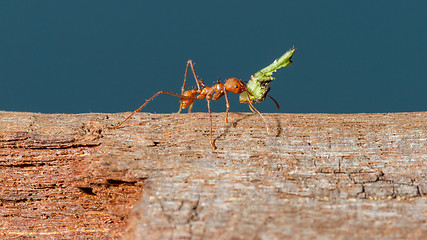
[[108, 59, 272, 149]]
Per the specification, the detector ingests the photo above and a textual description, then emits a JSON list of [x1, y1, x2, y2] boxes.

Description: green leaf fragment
[[239, 48, 296, 103]]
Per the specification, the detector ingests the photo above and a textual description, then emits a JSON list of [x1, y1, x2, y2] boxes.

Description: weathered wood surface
[[0, 111, 426, 239]]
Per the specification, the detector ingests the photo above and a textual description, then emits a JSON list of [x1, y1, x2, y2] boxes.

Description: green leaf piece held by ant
[[239, 48, 296, 104]]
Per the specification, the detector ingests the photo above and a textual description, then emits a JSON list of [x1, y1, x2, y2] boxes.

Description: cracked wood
[[0, 111, 426, 239]]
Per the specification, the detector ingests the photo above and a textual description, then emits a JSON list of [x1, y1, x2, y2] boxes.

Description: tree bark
[[0, 111, 426, 239]]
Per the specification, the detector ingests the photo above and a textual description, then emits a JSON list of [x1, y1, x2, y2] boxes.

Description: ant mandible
[[108, 59, 273, 149]]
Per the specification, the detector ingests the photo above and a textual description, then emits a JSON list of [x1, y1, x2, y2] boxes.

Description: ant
[[108, 59, 278, 149]]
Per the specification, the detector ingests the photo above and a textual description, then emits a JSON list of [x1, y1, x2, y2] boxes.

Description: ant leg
[[224, 91, 230, 123], [108, 90, 195, 129], [248, 101, 270, 135], [177, 101, 194, 113], [180, 60, 201, 113], [206, 98, 216, 149], [177, 103, 193, 113], [247, 101, 257, 114], [188, 103, 194, 113], [189, 60, 202, 91], [182, 60, 201, 94]]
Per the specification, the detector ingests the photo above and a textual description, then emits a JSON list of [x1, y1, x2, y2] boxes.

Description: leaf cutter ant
[[108, 48, 296, 149]]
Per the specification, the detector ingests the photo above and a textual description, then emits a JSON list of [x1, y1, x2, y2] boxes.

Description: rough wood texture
[[0, 111, 426, 239]]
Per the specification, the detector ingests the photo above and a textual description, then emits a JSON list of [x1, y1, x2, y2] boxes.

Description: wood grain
[[1, 111, 426, 239]]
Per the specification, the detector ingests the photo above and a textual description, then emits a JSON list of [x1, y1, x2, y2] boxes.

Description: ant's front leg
[[224, 91, 230, 123]]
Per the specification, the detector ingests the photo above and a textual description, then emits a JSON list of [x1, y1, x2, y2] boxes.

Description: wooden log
[[0, 111, 426, 239]]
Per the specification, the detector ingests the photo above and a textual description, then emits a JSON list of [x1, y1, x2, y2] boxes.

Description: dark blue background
[[1, 1, 426, 114]]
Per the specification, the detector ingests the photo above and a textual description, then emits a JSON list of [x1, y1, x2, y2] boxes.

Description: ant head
[[224, 78, 246, 93]]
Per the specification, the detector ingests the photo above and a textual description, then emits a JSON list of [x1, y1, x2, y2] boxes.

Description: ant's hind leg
[[182, 60, 202, 94], [109, 90, 195, 129]]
